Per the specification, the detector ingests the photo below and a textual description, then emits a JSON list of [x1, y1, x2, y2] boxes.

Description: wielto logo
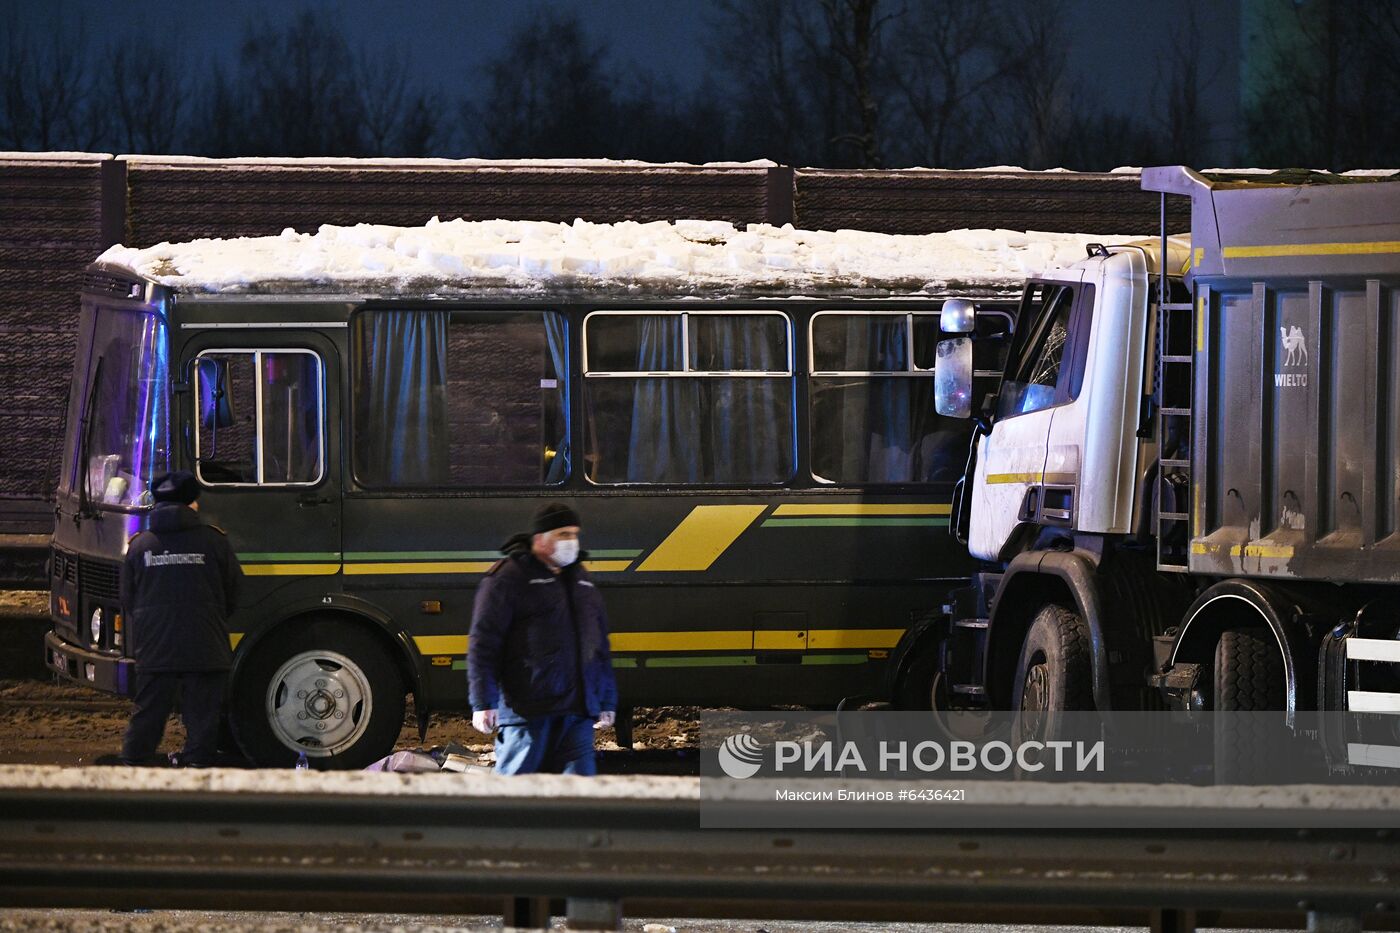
[[718, 733, 764, 779]]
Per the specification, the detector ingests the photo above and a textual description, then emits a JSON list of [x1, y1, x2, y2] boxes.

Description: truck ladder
[[1155, 189, 1194, 571]]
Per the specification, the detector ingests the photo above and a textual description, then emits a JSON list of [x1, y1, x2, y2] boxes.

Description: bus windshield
[[68, 307, 170, 510]]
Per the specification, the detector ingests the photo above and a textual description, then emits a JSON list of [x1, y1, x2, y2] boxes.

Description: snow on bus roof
[[98, 217, 1141, 300]]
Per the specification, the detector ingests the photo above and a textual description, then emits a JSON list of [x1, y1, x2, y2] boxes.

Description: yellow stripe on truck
[[636, 505, 765, 572]]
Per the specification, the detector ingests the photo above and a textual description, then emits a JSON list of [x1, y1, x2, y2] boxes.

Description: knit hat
[[531, 501, 580, 534], [151, 470, 200, 505]]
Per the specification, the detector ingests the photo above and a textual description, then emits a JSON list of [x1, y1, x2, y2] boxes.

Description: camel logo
[[717, 733, 765, 779], [1280, 326, 1308, 367], [1276, 326, 1309, 387]]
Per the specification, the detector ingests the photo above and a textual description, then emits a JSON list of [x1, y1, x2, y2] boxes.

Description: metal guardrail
[[1, 778, 1399, 932]]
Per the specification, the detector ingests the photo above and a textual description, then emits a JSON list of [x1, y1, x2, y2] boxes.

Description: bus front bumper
[[45, 630, 135, 697]]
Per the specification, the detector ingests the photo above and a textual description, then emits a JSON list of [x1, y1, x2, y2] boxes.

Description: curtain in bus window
[[694, 315, 791, 484], [543, 312, 570, 485], [626, 315, 701, 483], [357, 311, 450, 486], [810, 316, 963, 484]]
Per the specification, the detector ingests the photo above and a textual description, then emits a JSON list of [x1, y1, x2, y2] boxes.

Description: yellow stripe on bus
[[1222, 241, 1400, 259], [772, 503, 951, 516], [636, 505, 765, 572], [582, 560, 632, 572], [242, 563, 342, 576], [342, 561, 496, 575], [609, 630, 754, 651], [414, 635, 468, 655], [808, 628, 903, 650], [400, 629, 906, 657]]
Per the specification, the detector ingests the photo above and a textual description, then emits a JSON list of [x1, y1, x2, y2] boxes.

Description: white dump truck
[[914, 165, 1400, 771]]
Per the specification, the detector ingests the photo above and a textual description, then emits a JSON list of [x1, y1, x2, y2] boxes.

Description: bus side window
[[352, 310, 570, 488], [582, 311, 795, 485], [808, 311, 967, 485], [194, 350, 324, 486]]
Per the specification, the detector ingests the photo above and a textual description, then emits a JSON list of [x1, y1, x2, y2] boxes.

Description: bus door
[[182, 334, 342, 594]]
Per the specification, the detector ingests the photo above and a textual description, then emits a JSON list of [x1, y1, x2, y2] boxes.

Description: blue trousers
[[494, 714, 598, 775], [121, 671, 226, 766]]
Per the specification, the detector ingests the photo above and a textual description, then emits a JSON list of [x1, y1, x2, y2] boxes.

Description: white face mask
[[551, 538, 579, 567]]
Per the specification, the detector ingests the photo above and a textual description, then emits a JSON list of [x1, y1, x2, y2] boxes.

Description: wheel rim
[[1019, 657, 1050, 738], [266, 650, 373, 757]]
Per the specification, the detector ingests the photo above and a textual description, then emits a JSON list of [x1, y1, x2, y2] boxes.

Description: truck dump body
[[1144, 167, 1400, 582]]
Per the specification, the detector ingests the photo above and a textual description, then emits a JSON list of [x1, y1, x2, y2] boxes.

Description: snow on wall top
[[98, 217, 1139, 300], [120, 154, 778, 170]]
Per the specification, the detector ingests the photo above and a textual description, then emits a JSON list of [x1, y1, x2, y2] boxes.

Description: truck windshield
[[65, 307, 170, 510]]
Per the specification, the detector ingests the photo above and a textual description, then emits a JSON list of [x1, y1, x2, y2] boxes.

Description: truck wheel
[[1212, 629, 1285, 784], [232, 619, 405, 770], [1011, 604, 1094, 746]]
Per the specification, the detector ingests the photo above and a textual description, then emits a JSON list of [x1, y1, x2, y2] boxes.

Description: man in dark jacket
[[119, 470, 243, 767], [468, 502, 618, 775]]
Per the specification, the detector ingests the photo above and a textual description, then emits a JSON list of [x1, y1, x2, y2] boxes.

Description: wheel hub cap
[[266, 650, 373, 757]]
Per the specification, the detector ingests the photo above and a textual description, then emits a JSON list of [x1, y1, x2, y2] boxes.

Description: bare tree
[[468, 10, 618, 158], [0, 22, 94, 150], [813, 0, 890, 166], [237, 11, 364, 156], [353, 45, 438, 156], [705, 0, 815, 164], [106, 40, 187, 153], [989, 1, 1080, 168], [885, 0, 1005, 167]]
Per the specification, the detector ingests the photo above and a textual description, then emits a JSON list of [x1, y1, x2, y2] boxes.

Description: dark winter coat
[[120, 504, 243, 673], [468, 534, 618, 724]]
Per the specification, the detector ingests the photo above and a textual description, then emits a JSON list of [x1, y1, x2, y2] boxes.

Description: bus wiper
[[75, 355, 104, 524]]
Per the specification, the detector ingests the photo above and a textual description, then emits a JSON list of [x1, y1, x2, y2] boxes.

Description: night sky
[[10, 0, 1241, 163]]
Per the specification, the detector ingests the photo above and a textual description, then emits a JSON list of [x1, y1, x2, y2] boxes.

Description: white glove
[[595, 710, 616, 729], [472, 709, 498, 734]]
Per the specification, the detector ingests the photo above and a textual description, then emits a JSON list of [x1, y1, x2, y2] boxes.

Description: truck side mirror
[[935, 337, 973, 418], [940, 298, 976, 334]]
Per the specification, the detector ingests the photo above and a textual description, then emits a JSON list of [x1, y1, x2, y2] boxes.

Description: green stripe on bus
[[344, 550, 500, 560], [451, 660, 466, 671], [644, 656, 757, 668], [590, 549, 644, 558], [240, 552, 343, 561], [760, 517, 950, 528], [611, 657, 639, 668], [801, 654, 870, 665]]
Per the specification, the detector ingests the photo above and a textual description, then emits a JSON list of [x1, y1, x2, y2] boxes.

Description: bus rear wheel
[[232, 619, 405, 770]]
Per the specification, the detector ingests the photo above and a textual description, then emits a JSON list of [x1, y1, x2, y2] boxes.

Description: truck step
[[951, 684, 986, 696], [1158, 512, 1189, 521], [953, 618, 989, 629], [1160, 355, 1192, 363], [1159, 302, 1194, 311], [1160, 459, 1190, 468], [1160, 407, 1192, 416]]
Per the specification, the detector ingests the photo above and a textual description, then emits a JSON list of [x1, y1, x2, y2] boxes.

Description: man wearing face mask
[[468, 502, 618, 775]]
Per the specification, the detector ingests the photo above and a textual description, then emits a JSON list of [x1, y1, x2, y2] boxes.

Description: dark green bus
[[46, 257, 1014, 767]]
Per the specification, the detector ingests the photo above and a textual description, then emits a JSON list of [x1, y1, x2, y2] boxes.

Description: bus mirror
[[940, 298, 976, 334], [196, 358, 235, 430], [935, 337, 973, 418]]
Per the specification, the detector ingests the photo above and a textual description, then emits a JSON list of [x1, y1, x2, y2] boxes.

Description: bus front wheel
[[232, 619, 406, 769]]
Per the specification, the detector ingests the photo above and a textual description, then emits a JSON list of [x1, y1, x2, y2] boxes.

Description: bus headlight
[[90, 607, 103, 645]]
